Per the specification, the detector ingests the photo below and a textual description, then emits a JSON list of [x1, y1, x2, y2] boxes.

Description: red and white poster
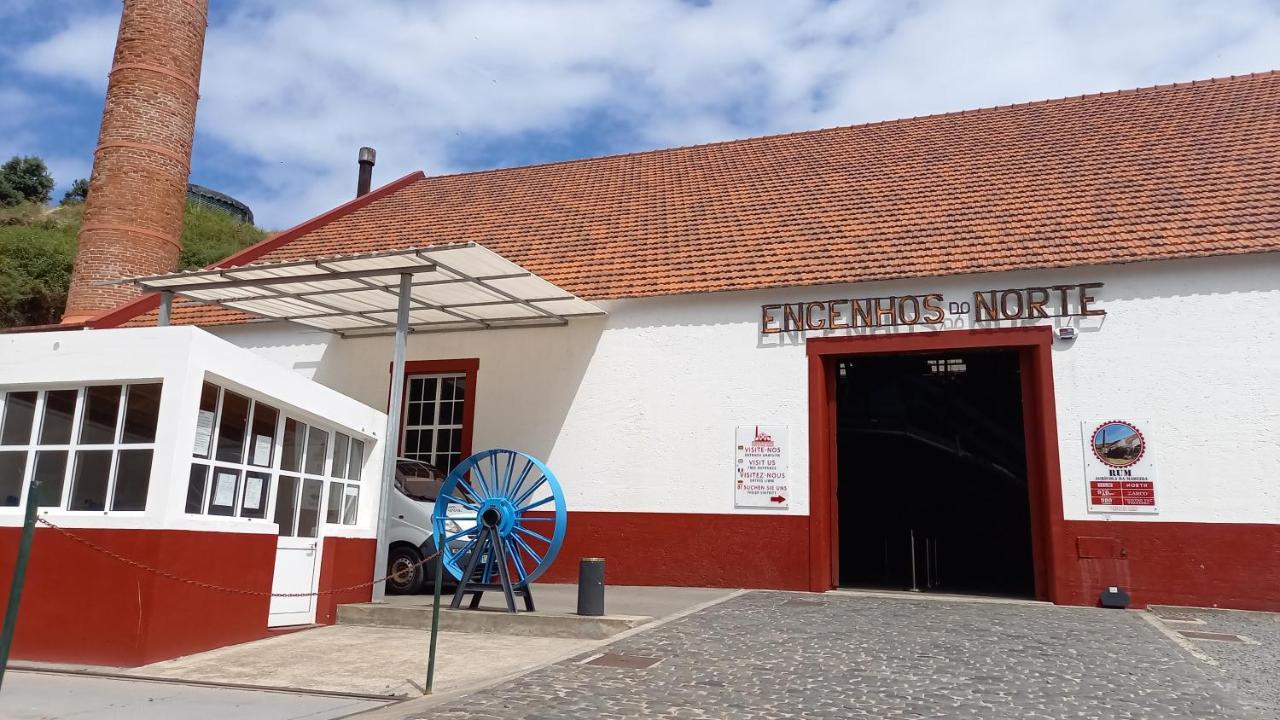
[[735, 425, 789, 509], [1082, 418, 1158, 514]]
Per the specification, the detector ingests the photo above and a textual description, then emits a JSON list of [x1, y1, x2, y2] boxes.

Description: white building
[[3, 71, 1278, 666]]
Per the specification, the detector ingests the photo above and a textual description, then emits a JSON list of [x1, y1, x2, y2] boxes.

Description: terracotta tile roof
[[116, 72, 1280, 328]]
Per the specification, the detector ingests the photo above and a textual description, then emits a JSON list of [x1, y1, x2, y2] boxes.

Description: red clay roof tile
[[120, 72, 1280, 328]]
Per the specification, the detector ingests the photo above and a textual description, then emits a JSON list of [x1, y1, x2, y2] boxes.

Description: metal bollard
[[577, 558, 606, 616]]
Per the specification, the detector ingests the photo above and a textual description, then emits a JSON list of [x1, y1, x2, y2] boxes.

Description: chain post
[[0, 477, 41, 691], [425, 544, 445, 693]]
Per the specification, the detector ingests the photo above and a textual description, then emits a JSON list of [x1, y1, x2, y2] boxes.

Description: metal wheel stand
[[450, 508, 535, 613]]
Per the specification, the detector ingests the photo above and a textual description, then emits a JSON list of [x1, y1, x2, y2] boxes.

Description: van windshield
[[395, 460, 444, 501]]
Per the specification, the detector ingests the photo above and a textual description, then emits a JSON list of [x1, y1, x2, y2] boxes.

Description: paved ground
[[413, 592, 1264, 719], [2, 670, 388, 720], [1148, 604, 1280, 718], [135, 625, 593, 697]]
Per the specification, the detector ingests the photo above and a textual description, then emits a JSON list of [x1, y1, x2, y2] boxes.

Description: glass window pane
[[407, 402, 422, 427], [325, 481, 342, 523], [281, 418, 305, 472], [208, 467, 241, 517], [214, 392, 250, 463], [186, 464, 209, 514], [2, 391, 37, 446], [275, 475, 299, 536], [342, 485, 359, 525], [80, 386, 122, 444], [121, 383, 162, 444], [331, 433, 349, 479], [194, 383, 218, 458], [69, 450, 112, 511], [33, 450, 67, 507], [241, 470, 270, 519], [248, 402, 278, 467], [408, 377, 424, 402], [111, 449, 153, 511], [297, 478, 323, 538], [348, 439, 363, 481], [39, 390, 78, 445], [0, 451, 26, 507], [304, 427, 328, 475]]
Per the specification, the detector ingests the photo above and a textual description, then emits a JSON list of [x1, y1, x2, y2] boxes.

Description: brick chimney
[[61, 0, 209, 323]]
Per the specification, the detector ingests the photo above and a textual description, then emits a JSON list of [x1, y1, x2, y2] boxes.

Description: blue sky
[[2, 0, 1279, 229]]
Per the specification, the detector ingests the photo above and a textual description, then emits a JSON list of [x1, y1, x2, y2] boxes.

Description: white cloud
[[15, 0, 1280, 227]]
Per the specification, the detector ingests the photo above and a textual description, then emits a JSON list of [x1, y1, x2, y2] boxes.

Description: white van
[[385, 458, 463, 594]]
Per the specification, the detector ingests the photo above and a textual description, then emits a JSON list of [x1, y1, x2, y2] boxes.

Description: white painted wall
[[208, 253, 1280, 526], [0, 327, 386, 536]]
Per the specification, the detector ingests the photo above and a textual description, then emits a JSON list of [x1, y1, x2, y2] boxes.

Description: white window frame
[[402, 372, 466, 473], [187, 386, 285, 522], [184, 382, 365, 531], [0, 383, 161, 515]]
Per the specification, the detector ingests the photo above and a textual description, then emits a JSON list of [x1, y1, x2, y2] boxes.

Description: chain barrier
[[35, 516, 441, 597]]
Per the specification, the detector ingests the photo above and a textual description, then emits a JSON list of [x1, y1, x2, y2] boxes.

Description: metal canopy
[[124, 243, 605, 337]]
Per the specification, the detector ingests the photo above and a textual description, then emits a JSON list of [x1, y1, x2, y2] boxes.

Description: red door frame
[[390, 358, 480, 463], [805, 327, 1065, 601]]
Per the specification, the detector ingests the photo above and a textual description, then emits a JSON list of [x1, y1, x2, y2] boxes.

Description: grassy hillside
[[0, 201, 267, 328]]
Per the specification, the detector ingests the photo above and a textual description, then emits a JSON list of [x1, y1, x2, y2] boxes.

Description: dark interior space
[[835, 349, 1035, 597]]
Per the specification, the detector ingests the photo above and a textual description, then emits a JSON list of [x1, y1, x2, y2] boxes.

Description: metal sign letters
[[760, 283, 1104, 334]]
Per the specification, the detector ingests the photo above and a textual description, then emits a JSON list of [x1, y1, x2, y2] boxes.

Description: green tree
[[61, 177, 90, 205], [0, 156, 56, 205], [0, 174, 22, 207], [0, 200, 267, 328]]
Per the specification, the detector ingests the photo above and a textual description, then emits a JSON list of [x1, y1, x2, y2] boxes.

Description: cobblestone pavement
[[422, 592, 1259, 719], [1148, 604, 1279, 718]]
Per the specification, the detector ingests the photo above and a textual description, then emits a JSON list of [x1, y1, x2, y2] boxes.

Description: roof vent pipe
[[357, 147, 376, 197]]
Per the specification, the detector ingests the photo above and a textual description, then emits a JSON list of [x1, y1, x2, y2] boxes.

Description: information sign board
[[1082, 418, 1158, 514], [735, 425, 789, 509]]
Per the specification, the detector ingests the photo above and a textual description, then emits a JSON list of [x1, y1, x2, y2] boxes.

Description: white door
[[269, 476, 325, 626]]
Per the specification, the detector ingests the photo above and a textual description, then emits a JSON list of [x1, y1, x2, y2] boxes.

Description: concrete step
[[336, 602, 652, 640]]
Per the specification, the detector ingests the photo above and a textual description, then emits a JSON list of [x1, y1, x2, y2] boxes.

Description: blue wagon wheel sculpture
[[431, 449, 566, 593]]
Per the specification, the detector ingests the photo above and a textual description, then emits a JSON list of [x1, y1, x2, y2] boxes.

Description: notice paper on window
[[212, 471, 237, 507], [244, 475, 264, 510], [193, 410, 215, 456], [252, 435, 272, 466]]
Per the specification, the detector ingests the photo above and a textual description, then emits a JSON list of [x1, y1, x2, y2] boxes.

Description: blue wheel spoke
[[513, 475, 546, 507], [505, 460, 534, 501], [512, 534, 543, 567], [488, 453, 501, 497], [450, 537, 478, 562], [520, 516, 555, 521], [470, 464, 491, 499], [440, 494, 479, 511], [456, 475, 487, 502], [505, 539, 528, 584], [500, 453, 517, 497], [519, 496, 555, 513], [443, 526, 478, 544], [514, 525, 551, 544]]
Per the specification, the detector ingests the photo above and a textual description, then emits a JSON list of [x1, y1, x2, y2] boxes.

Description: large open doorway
[[834, 349, 1035, 596]]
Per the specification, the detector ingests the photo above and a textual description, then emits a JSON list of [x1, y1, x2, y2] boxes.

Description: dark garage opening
[[835, 349, 1035, 597]]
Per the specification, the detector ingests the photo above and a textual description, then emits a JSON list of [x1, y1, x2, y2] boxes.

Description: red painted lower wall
[[1053, 520, 1280, 612], [315, 536, 376, 624], [0, 527, 276, 667], [538, 511, 810, 590], [526, 512, 1277, 612]]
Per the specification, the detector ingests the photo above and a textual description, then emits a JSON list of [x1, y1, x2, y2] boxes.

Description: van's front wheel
[[386, 545, 425, 595]]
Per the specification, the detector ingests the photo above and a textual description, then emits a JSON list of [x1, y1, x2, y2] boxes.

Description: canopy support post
[[158, 291, 173, 326], [372, 273, 413, 602]]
